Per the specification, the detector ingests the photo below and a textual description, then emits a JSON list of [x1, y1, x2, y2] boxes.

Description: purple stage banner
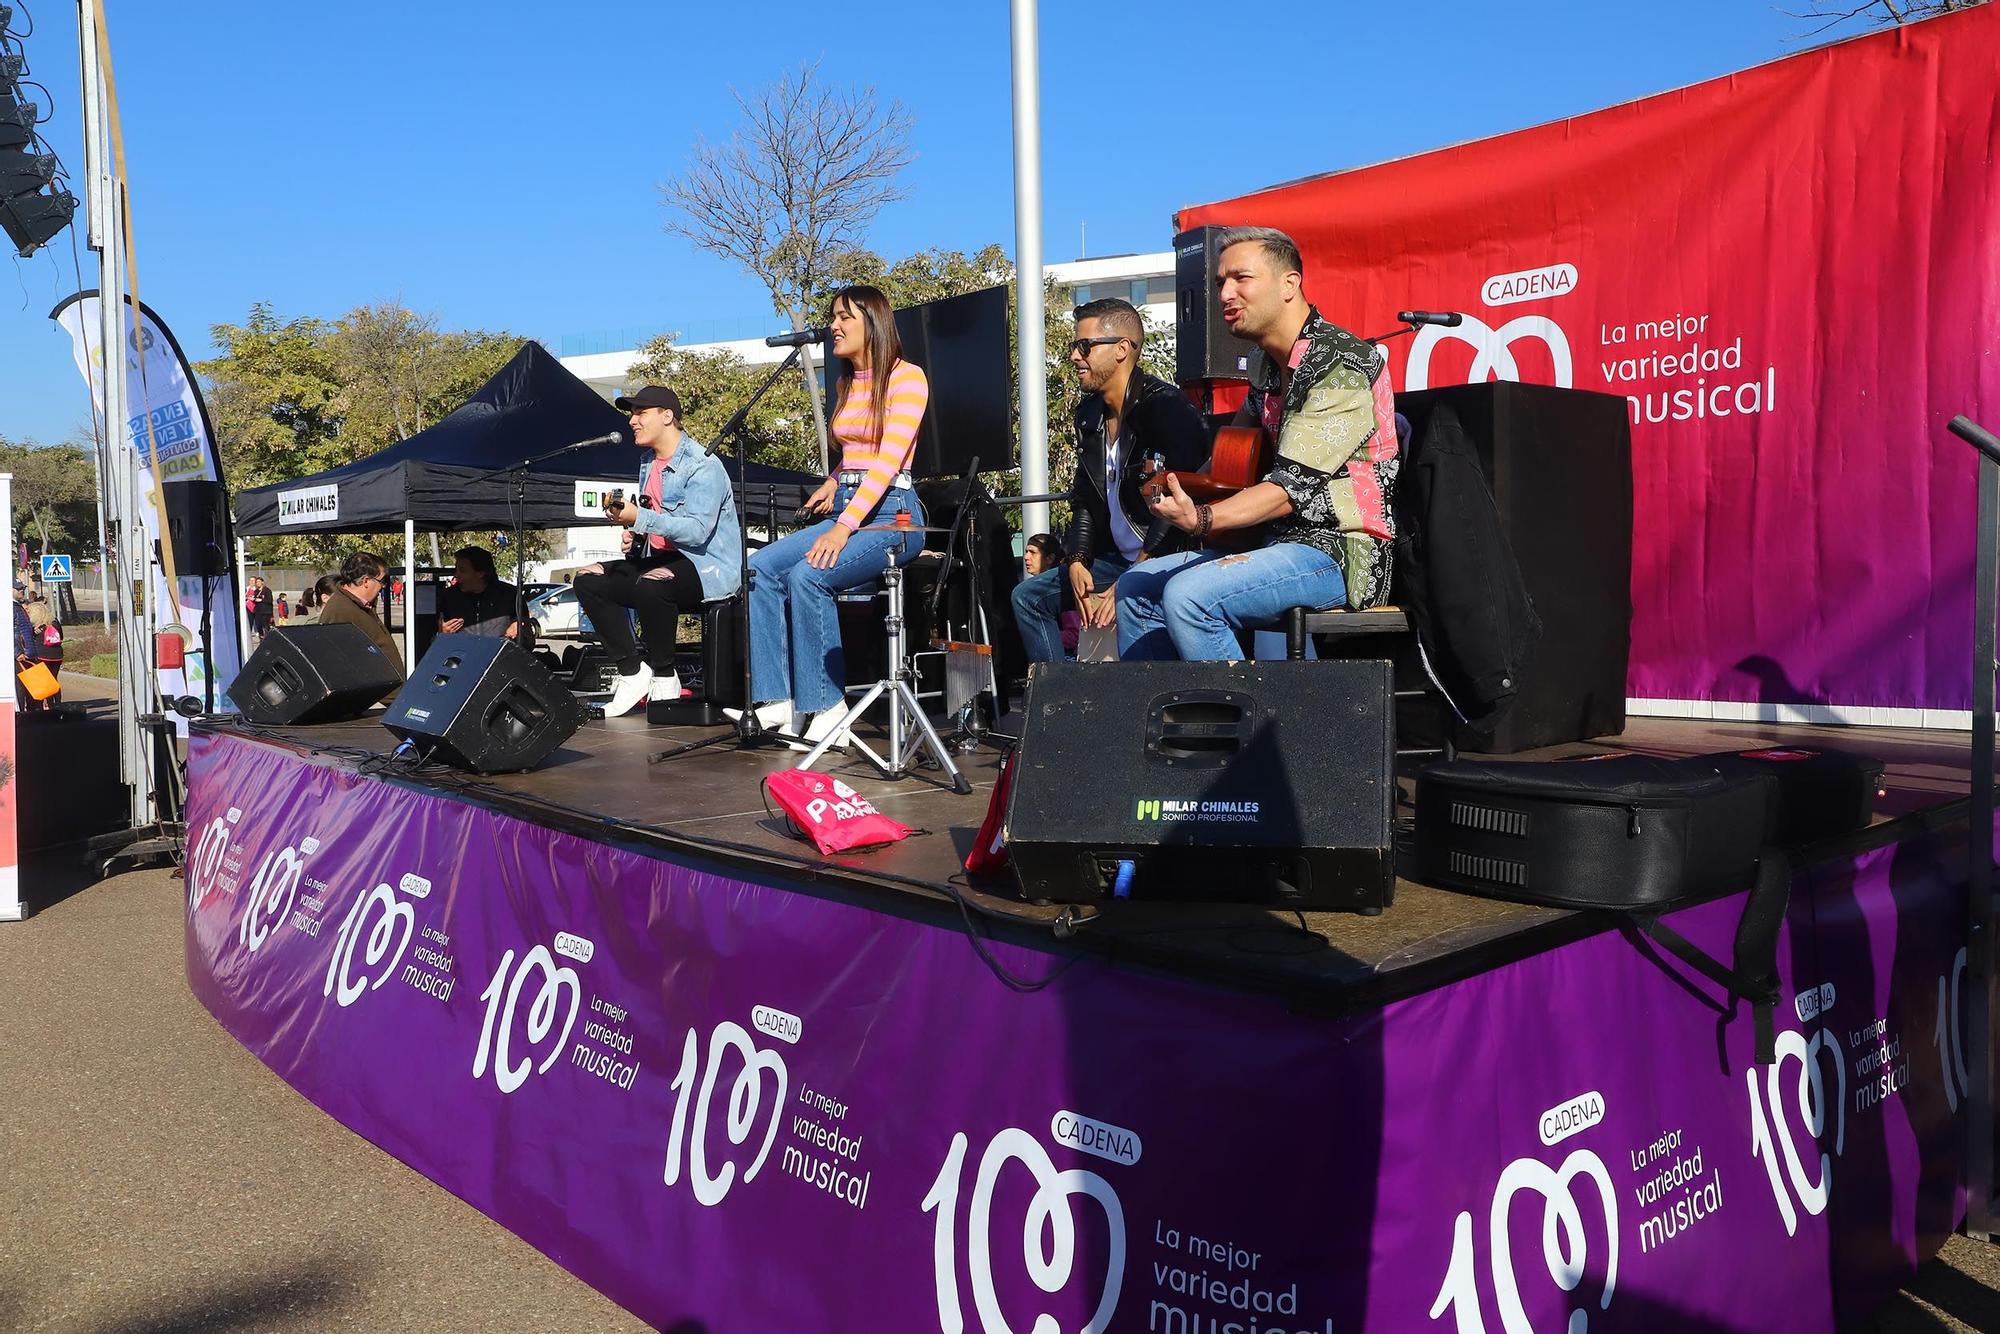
[[185, 730, 1969, 1332]]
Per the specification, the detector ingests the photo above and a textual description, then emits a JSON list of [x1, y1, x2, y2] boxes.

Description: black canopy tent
[[232, 341, 819, 537]]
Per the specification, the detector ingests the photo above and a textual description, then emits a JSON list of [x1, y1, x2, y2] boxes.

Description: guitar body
[[1138, 424, 1275, 551]]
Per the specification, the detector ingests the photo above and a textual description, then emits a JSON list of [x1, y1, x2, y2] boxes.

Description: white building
[[556, 251, 1175, 400]]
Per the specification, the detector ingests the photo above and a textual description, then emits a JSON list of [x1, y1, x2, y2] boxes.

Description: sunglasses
[[1068, 336, 1127, 358]]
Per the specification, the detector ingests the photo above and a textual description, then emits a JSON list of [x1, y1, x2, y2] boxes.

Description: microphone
[[567, 431, 624, 449], [1397, 310, 1464, 328], [765, 326, 829, 348]]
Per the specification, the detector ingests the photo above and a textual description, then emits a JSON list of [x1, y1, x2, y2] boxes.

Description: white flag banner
[[51, 291, 244, 713]]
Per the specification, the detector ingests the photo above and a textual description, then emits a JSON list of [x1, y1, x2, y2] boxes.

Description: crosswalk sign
[[39, 555, 72, 583]]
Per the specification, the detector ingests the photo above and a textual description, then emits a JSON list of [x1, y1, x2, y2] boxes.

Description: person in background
[[297, 575, 335, 623], [1021, 534, 1080, 657], [23, 586, 62, 707], [275, 591, 290, 623], [313, 552, 405, 702], [246, 576, 274, 640], [437, 545, 519, 640]]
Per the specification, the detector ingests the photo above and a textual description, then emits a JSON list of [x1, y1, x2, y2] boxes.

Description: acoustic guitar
[[1137, 424, 1274, 551]]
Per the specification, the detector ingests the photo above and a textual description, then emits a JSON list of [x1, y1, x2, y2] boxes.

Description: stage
[[183, 707, 1979, 1332]]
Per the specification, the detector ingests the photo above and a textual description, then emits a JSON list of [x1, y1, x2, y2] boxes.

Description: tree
[[1784, 0, 1987, 36], [199, 301, 533, 568], [0, 435, 99, 559], [661, 61, 916, 468], [623, 336, 820, 477]]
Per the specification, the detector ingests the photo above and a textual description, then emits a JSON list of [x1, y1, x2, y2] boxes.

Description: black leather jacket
[[1064, 370, 1210, 566]]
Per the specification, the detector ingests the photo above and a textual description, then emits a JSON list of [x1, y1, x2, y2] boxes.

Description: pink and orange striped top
[[832, 360, 929, 531]]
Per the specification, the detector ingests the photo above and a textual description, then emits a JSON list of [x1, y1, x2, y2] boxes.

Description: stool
[[1282, 604, 1455, 763], [796, 549, 971, 793]]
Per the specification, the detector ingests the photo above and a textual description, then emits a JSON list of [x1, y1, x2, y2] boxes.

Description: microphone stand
[[467, 436, 615, 657], [1363, 320, 1423, 347], [650, 345, 812, 763]]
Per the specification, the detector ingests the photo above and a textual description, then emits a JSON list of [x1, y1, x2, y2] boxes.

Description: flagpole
[[1010, 0, 1049, 540]]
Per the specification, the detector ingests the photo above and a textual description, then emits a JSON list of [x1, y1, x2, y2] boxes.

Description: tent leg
[[234, 538, 251, 659], [403, 520, 417, 676]]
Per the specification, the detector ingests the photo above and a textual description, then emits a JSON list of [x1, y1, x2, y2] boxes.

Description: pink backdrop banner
[[1180, 8, 2000, 711]]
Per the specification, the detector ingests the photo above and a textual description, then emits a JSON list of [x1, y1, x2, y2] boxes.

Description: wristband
[[1196, 503, 1213, 538]]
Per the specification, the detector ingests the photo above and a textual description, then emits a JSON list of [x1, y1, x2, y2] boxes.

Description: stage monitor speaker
[[382, 633, 584, 773], [227, 623, 403, 725], [163, 480, 228, 578], [1004, 660, 1395, 912], [1395, 382, 1632, 752], [1173, 226, 1258, 384]]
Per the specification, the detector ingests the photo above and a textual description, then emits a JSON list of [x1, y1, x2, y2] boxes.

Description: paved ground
[[0, 864, 645, 1333]]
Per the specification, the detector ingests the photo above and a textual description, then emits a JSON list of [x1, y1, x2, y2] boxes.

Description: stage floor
[[206, 707, 1978, 1011]]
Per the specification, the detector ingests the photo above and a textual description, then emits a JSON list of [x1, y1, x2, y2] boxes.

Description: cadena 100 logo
[[472, 943, 583, 1096], [323, 877, 417, 1009]]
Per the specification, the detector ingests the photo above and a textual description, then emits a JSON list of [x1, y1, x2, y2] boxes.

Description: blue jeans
[[748, 484, 925, 712], [1011, 553, 1130, 663], [1114, 544, 1345, 661]]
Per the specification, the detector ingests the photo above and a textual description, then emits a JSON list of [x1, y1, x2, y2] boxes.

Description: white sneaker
[[725, 699, 796, 731], [804, 697, 856, 751], [602, 665, 654, 718]]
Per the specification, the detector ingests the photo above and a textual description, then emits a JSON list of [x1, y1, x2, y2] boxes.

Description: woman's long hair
[[830, 285, 902, 444]]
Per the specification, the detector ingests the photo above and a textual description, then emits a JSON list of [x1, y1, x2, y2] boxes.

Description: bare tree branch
[[1779, 0, 1986, 39], [659, 61, 915, 467]]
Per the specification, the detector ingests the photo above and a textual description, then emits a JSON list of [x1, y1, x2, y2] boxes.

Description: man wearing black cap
[[575, 385, 741, 717]]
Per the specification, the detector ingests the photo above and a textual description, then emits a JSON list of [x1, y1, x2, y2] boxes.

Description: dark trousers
[[573, 555, 703, 674]]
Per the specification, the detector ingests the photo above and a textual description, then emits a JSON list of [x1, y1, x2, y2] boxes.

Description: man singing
[[1115, 227, 1398, 659], [1010, 297, 1207, 662], [576, 385, 740, 717]]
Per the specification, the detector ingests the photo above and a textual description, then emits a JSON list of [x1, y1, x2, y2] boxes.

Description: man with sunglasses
[[1009, 297, 1208, 663]]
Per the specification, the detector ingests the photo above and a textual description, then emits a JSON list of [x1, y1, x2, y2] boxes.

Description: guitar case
[[1415, 753, 1789, 1060], [1691, 747, 1883, 844]]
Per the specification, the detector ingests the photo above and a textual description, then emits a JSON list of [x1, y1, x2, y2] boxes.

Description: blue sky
[[0, 0, 1886, 445]]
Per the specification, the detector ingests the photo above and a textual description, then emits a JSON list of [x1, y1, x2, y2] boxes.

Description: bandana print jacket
[[1241, 307, 1400, 609]]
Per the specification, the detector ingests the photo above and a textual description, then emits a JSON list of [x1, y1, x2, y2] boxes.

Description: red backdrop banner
[[1178, 9, 2000, 712]]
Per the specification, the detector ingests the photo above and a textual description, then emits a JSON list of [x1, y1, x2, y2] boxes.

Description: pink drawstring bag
[[762, 769, 912, 854]]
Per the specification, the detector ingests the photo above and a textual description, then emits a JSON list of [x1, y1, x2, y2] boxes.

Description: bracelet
[[1196, 503, 1213, 538]]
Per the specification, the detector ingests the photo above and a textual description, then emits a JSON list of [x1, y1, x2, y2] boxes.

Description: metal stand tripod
[[795, 547, 971, 793]]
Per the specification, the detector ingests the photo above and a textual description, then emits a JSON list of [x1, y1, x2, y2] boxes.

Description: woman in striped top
[[747, 284, 930, 738]]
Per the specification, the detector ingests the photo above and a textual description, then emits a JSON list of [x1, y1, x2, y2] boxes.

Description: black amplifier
[[1004, 661, 1395, 913]]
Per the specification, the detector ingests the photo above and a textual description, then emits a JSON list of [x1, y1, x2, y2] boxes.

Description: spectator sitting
[[313, 552, 405, 702], [1022, 534, 1080, 656], [436, 546, 519, 639]]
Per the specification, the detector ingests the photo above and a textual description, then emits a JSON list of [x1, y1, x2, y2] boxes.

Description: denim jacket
[[627, 437, 742, 599]]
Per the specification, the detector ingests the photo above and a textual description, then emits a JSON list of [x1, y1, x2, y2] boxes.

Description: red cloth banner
[[1179, 9, 2000, 712]]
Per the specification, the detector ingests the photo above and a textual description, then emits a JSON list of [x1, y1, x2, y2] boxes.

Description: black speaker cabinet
[[382, 634, 584, 773], [1005, 660, 1395, 912], [227, 624, 403, 725], [1173, 226, 1259, 384], [162, 480, 229, 578], [1396, 382, 1633, 752]]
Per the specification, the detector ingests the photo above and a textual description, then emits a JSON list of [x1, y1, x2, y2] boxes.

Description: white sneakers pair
[[602, 665, 680, 718]]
